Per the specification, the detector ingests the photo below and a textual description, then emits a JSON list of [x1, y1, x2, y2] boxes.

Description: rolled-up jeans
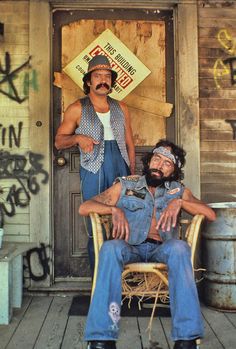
[[84, 239, 204, 341]]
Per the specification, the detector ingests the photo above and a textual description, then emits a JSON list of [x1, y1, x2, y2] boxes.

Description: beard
[[144, 168, 172, 187]]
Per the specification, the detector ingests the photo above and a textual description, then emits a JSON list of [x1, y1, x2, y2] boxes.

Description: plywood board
[[61, 19, 169, 146]]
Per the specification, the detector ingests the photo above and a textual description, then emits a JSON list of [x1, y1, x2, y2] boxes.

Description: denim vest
[[75, 96, 130, 174], [116, 176, 185, 245]]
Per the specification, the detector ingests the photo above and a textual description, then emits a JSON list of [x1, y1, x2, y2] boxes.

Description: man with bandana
[[55, 55, 135, 274], [79, 139, 216, 349]]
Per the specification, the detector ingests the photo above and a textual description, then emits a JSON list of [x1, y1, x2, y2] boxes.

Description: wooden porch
[[0, 295, 235, 349]]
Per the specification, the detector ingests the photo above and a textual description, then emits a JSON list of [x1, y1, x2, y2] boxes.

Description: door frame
[[29, 0, 199, 287]]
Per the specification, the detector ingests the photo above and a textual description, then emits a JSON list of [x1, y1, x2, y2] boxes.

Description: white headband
[[153, 146, 181, 168]]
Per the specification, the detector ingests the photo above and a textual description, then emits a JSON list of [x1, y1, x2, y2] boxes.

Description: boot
[[173, 339, 197, 349], [87, 341, 117, 349]]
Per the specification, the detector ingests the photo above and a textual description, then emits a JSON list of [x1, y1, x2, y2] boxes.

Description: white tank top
[[96, 111, 115, 140]]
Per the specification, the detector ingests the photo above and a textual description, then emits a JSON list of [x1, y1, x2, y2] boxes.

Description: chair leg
[[146, 281, 163, 340]]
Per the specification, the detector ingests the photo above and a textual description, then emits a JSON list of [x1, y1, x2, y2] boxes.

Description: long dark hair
[[141, 139, 186, 181]]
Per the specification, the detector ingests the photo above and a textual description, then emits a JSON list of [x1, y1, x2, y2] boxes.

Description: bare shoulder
[[58, 100, 82, 131], [65, 99, 82, 114]]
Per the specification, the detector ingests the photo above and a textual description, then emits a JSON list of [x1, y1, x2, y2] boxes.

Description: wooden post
[[29, 0, 51, 287], [175, 2, 200, 198]]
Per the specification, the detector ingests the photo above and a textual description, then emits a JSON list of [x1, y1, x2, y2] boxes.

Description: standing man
[[79, 139, 216, 349], [55, 55, 135, 274]]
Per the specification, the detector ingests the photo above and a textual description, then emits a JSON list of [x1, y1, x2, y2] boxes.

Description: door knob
[[55, 156, 67, 166]]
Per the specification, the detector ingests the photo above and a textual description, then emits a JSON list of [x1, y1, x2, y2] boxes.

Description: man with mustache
[[79, 139, 216, 349], [55, 55, 135, 274]]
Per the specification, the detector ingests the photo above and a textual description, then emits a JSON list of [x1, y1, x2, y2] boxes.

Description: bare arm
[[119, 102, 136, 174], [79, 182, 130, 241], [156, 187, 216, 232], [79, 183, 121, 216], [55, 101, 99, 151], [180, 188, 216, 220], [54, 101, 82, 149]]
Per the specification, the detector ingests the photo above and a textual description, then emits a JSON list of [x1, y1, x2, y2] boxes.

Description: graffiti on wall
[[0, 50, 43, 225], [212, 29, 236, 140], [0, 150, 49, 223], [0, 52, 38, 103], [213, 29, 236, 89], [226, 119, 236, 140], [0, 50, 49, 278], [24, 243, 50, 282], [0, 121, 23, 148]]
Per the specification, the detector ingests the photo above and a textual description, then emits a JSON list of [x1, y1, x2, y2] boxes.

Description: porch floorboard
[[0, 295, 235, 349]]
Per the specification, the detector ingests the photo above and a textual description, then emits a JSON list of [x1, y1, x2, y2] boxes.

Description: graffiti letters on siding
[[213, 29, 236, 89], [0, 52, 38, 103], [0, 150, 49, 223], [0, 121, 23, 148]]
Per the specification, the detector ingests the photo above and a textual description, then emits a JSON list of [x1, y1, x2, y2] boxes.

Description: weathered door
[[52, 9, 174, 283]]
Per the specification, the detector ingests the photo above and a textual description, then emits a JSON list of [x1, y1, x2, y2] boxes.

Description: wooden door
[[52, 9, 174, 282]]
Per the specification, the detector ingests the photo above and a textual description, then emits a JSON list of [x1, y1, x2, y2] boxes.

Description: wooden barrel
[[202, 202, 236, 311]]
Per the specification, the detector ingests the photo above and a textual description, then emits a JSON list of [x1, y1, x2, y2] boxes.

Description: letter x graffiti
[[0, 52, 31, 104]]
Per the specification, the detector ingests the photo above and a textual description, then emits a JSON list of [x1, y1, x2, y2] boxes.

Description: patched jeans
[[84, 239, 204, 342]]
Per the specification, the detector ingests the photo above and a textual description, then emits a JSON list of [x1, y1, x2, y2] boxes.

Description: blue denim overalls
[[77, 97, 130, 274]]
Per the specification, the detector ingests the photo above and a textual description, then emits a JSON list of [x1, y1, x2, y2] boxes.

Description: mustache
[[96, 83, 110, 90]]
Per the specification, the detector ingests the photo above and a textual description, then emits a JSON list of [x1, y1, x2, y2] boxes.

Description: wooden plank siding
[[198, 5, 236, 204], [0, 1, 31, 242]]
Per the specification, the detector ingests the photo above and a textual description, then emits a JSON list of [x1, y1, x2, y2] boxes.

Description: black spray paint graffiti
[[0, 151, 49, 224], [226, 119, 236, 140], [0, 52, 38, 103], [0, 121, 23, 148], [24, 243, 50, 282], [223, 57, 236, 85]]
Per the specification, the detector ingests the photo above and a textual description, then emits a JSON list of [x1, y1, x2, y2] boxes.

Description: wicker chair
[[89, 212, 205, 341]]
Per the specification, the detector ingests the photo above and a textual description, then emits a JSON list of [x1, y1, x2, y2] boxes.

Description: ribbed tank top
[[96, 111, 115, 140]]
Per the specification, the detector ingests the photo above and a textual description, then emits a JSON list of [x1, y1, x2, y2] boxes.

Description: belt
[[142, 238, 159, 244]]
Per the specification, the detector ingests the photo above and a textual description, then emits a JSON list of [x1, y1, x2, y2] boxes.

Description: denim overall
[[76, 97, 130, 273], [84, 176, 204, 342]]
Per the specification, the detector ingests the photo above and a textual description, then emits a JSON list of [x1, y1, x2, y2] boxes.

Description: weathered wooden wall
[[0, 0, 51, 287], [0, 0, 51, 278], [0, 1, 31, 241], [198, 1, 236, 203]]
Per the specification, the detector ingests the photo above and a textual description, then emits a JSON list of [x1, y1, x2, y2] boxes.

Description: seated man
[[79, 139, 216, 349]]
